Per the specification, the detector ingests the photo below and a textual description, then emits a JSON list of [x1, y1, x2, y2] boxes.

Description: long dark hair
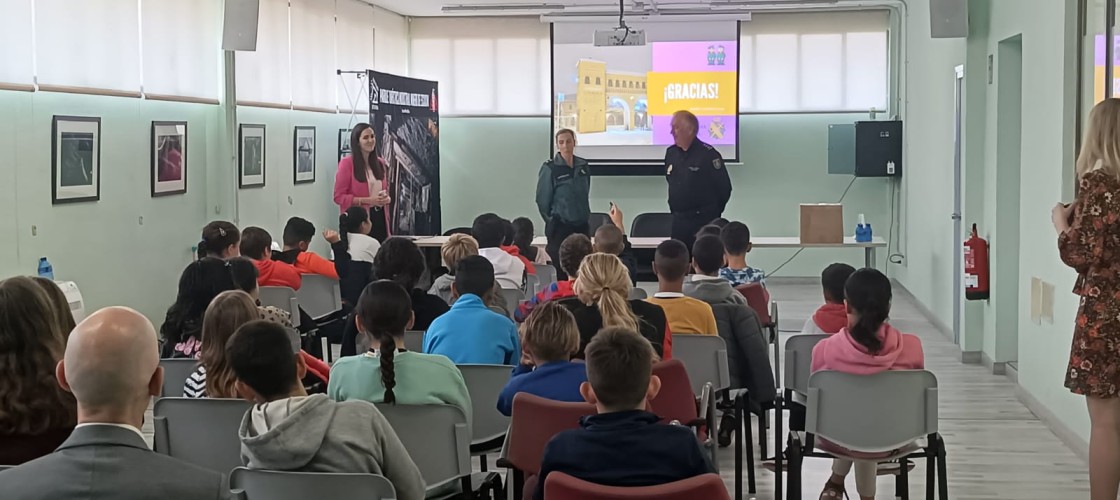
[[349, 123, 384, 183], [355, 280, 413, 404], [160, 258, 236, 350], [338, 206, 369, 248], [198, 221, 240, 259], [374, 237, 426, 291], [844, 268, 892, 354], [511, 217, 538, 260]]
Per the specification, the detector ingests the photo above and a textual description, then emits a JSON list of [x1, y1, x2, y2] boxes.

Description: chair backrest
[[159, 358, 199, 397], [259, 286, 301, 327], [536, 264, 557, 289], [229, 467, 397, 500], [500, 288, 524, 318], [458, 364, 514, 447], [587, 212, 612, 233], [507, 393, 596, 475], [403, 330, 425, 353], [670, 335, 731, 394], [627, 287, 648, 300], [544, 472, 730, 500], [648, 359, 699, 425], [783, 334, 828, 396], [296, 274, 343, 320], [527, 273, 541, 296], [152, 397, 253, 475], [376, 403, 471, 490], [443, 227, 472, 236], [734, 283, 771, 326], [807, 370, 939, 452], [631, 213, 674, 237]]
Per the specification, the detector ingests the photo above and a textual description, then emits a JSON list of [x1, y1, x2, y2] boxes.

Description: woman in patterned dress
[[1055, 97, 1120, 500]]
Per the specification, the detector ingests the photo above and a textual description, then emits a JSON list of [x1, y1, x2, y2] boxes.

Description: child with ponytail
[[809, 268, 924, 500], [560, 253, 671, 359], [327, 281, 471, 426]]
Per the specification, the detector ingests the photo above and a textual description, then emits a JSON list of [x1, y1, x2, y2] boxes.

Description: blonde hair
[[200, 290, 260, 398], [1077, 98, 1120, 179], [575, 253, 638, 332], [521, 300, 580, 362], [441, 233, 480, 274]]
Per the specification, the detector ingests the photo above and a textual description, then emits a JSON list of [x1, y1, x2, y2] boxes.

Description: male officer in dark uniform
[[665, 110, 732, 250]]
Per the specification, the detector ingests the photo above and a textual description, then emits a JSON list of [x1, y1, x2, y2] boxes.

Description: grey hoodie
[[682, 275, 748, 306], [239, 394, 426, 500], [428, 274, 455, 304]]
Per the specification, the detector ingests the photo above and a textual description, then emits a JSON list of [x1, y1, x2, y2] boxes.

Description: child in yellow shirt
[[646, 239, 718, 335]]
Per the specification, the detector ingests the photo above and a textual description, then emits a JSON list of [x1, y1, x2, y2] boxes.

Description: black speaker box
[[855, 120, 902, 178]]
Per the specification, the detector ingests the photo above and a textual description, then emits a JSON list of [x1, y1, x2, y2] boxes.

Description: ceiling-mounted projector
[[594, 28, 646, 46]]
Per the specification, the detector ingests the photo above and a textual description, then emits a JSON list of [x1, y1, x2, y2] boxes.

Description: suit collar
[[57, 424, 151, 452]]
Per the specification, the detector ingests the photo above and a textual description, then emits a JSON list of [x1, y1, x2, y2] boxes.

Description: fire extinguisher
[[964, 223, 990, 301]]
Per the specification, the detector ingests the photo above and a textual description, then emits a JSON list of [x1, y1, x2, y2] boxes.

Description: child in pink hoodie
[[802, 263, 856, 334], [810, 268, 924, 500]]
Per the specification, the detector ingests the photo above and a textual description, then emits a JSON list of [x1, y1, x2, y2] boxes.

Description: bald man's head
[[61, 307, 161, 409], [671, 110, 699, 149]]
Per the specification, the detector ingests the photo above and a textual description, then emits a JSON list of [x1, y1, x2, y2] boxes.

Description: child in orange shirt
[[240, 227, 302, 290], [273, 217, 344, 280]]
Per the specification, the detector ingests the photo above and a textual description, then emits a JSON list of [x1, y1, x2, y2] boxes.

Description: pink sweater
[[810, 324, 924, 375], [333, 155, 392, 235]]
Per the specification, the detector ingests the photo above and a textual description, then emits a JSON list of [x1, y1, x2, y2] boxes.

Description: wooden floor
[[144, 280, 1090, 499], [706, 280, 1090, 499]]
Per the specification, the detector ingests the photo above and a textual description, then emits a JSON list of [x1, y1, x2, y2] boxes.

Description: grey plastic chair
[[627, 287, 648, 300], [229, 467, 397, 500], [670, 334, 731, 395], [376, 403, 501, 499], [500, 288, 524, 319], [784, 333, 829, 399], [535, 264, 557, 289], [296, 274, 342, 320], [159, 358, 199, 397], [786, 370, 948, 500], [526, 274, 541, 297], [458, 365, 514, 463], [259, 286, 301, 328], [404, 330, 425, 353], [152, 397, 252, 475]]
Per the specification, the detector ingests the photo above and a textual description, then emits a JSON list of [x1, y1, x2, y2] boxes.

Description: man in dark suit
[[0, 306, 226, 499]]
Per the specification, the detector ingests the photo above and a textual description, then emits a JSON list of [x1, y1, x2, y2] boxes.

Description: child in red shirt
[[240, 227, 302, 290]]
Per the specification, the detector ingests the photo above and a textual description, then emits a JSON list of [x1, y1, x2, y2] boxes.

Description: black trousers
[[671, 209, 721, 252], [545, 218, 590, 281]]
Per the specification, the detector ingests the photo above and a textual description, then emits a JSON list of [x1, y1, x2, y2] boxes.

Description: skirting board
[[1013, 379, 1090, 463], [891, 280, 984, 364], [982, 352, 1006, 375]]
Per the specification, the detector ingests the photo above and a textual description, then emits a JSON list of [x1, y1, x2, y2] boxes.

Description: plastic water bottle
[[38, 257, 55, 280]]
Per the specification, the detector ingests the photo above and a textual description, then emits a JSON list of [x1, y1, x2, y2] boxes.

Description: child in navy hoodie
[[496, 301, 587, 416]]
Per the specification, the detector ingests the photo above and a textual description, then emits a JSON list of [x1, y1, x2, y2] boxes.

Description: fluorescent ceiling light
[[442, 3, 565, 12]]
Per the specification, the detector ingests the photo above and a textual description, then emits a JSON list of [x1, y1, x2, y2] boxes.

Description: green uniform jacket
[[536, 154, 591, 225]]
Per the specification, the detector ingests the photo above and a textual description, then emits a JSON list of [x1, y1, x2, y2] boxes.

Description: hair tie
[[218, 227, 226, 237]]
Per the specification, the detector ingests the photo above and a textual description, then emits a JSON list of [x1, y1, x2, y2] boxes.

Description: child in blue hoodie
[[423, 256, 520, 365], [496, 300, 588, 416]]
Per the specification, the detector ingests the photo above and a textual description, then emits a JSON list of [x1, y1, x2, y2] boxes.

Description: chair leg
[[786, 437, 802, 500], [734, 397, 742, 500], [758, 408, 768, 459], [480, 454, 488, 472], [937, 436, 949, 500], [742, 400, 756, 495], [774, 398, 784, 500], [898, 458, 909, 500], [925, 451, 935, 500]]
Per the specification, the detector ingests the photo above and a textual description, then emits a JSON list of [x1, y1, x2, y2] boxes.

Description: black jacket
[[558, 297, 669, 358], [665, 139, 732, 215]]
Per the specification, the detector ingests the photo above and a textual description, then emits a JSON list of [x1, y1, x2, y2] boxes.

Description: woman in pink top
[[810, 268, 925, 500], [334, 123, 392, 241]]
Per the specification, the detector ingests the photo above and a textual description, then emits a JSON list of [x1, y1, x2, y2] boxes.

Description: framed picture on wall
[[239, 124, 266, 188], [151, 121, 187, 197], [52, 115, 101, 204], [338, 128, 351, 161], [293, 126, 316, 184]]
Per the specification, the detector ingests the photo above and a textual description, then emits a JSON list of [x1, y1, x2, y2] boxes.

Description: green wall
[[439, 113, 895, 277]]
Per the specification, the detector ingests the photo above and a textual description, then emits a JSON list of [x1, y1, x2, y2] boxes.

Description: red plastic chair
[[735, 283, 772, 329], [544, 472, 730, 500], [649, 360, 718, 470], [501, 393, 596, 500]]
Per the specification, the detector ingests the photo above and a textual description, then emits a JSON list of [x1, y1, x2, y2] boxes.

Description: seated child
[[240, 227, 302, 290], [695, 224, 723, 239], [197, 220, 241, 260], [272, 216, 344, 279], [803, 263, 856, 334], [500, 217, 536, 275], [515, 233, 592, 323], [811, 268, 924, 500], [472, 213, 527, 289], [708, 217, 730, 229], [682, 235, 747, 306], [512, 217, 550, 265], [496, 301, 587, 416], [374, 237, 450, 331], [594, 204, 637, 285], [230, 320, 426, 500], [339, 207, 381, 263], [429, 233, 479, 304], [328, 281, 472, 427], [534, 327, 714, 500], [424, 256, 520, 365], [719, 221, 765, 286], [646, 239, 718, 335], [183, 290, 259, 398]]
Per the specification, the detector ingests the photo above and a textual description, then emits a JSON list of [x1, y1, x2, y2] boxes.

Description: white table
[[412, 235, 887, 268]]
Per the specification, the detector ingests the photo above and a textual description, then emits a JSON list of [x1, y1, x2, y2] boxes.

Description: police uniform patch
[[712, 158, 723, 170]]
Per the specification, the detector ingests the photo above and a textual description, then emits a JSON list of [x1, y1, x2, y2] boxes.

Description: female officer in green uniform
[[535, 128, 591, 280]]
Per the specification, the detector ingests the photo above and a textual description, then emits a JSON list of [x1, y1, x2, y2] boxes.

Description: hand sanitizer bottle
[[855, 214, 873, 243]]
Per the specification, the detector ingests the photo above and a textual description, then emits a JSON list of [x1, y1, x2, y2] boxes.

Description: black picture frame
[[338, 128, 351, 162], [51, 115, 102, 205], [151, 121, 188, 197], [239, 124, 266, 189], [293, 126, 316, 185]]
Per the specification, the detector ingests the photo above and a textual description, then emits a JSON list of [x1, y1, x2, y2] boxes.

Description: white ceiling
[[365, 0, 849, 18]]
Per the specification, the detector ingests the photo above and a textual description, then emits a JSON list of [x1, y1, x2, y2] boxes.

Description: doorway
[[952, 65, 964, 346], [992, 35, 1023, 367]]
